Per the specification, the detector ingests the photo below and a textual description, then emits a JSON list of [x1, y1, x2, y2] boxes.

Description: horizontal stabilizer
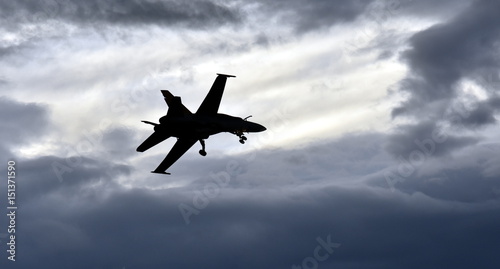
[[141, 120, 157, 126], [151, 171, 171, 175], [216, 73, 236, 78]]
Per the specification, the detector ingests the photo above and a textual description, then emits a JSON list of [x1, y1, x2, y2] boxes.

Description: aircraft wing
[[151, 138, 198, 174], [195, 73, 235, 115], [137, 131, 170, 152]]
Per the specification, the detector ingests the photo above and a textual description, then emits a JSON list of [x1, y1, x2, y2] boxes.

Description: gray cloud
[[393, 0, 500, 122], [0, 0, 242, 29], [371, 139, 500, 202], [460, 102, 497, 127], [21, 156, 129, 195], [0, 1, 243, 60], [0, 75, 7, 86], [0, 45, 24, 59], [0, 97, 50, 146], [386, 120, 478, 158], [255, 0, 373, 34], [101, 126, 138, 159], [387, 0, 500, 169], [399, 0, 472, 19]]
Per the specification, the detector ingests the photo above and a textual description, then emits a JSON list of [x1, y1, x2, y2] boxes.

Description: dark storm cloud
[[0, 154, 132, 267], [17, 155, 130, 199], [0, 0, 241, 29], [457, 95, 500, 127], [393, 0, 500, 123], [371, 140, 500, 204], [255, 0, 373, 33], [387, 0, 500, 167], [3, 134, 500, 269], [386, 120, 478, 158], [460, 101, 497, 127], [395, 165, 500, 203]]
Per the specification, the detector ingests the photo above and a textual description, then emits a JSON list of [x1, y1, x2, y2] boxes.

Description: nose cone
[[248, 122, 266, 132], [256, 123, 267, 132]]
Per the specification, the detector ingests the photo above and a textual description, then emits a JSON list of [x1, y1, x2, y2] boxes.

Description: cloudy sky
[[1, 0, 500, 268]]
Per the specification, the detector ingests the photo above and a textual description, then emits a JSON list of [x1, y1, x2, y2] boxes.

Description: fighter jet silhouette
[[137, 73, 266, 174]]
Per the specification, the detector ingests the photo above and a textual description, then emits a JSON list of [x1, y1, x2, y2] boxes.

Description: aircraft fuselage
[[156, 113, 266, 139]]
